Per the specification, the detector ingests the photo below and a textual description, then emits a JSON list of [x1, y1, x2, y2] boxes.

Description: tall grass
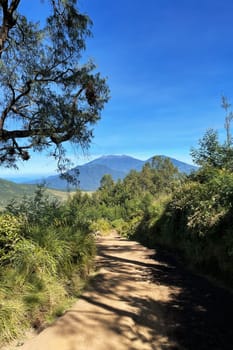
[[0, 186, 97, 345]]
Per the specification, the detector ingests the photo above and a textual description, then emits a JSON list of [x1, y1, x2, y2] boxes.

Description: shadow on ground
[[86, 236, 233, 350], [34, 235, 233, 350]]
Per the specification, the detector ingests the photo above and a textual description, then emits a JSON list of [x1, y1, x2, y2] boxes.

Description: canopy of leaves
[[0, 0, 109, 172], [190, 98, 233, 170], [190, 129, 223, 168]]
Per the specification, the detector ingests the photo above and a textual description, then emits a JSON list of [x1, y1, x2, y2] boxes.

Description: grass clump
[[0, 186, 96, 346]]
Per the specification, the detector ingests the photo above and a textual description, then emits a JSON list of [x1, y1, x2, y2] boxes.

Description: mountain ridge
[[22, 154, 197, 191]]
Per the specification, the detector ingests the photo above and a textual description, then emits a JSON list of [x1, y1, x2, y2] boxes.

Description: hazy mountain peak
[[8, 154, 197, 191]]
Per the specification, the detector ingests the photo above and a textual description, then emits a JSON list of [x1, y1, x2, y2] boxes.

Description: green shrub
[[70, 232, 96, 277], [0, 299, 27, 344], [111, 218, 128, 235], [0, 186, 98, 346], [89, 218, 112, 234], [12, 238, 58, 277], [131, 168, 233, 286], [0, 214, 24, 265]]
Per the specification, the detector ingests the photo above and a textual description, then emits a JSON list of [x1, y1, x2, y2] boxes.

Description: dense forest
[[1, 112, 233, 344]]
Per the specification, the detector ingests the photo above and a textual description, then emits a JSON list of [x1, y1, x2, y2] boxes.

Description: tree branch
[[0, 80, 32, 130], [0, 0, 20, 57], [0, 126, 74, 141]]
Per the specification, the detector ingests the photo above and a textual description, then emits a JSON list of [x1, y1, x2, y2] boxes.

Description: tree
[[0, 0, 109, 172], [140, 163, 154, 193], [98, 174, 115, 204], [151, 156, 179, 193], [190, 98, 233, 171], [190, 129, 223, 168], [99, 174, 114, 190], [222, 96, 233, 148]]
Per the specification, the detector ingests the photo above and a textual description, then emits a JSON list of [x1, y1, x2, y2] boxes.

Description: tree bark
[[0, 0, 20, 57]]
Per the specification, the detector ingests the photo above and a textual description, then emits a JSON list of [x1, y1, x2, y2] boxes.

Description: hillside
[[0, 179, 36, 209], [0, 179, 70, 209], [22, 155, 197, 191]]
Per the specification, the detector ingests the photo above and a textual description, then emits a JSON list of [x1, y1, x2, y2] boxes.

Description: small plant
[[89, 218, 112, 235], [0, 214, 24, 265], [0, 299, 27, 344]]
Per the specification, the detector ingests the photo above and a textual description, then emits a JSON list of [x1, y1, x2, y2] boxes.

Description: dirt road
[[7, 232, 233, 350]]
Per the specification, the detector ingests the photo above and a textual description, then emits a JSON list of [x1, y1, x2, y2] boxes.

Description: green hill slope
[[0, 178, 71, 209], [0, 178, 36, 208]]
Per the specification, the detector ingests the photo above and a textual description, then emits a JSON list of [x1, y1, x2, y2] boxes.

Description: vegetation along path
[[12, 231, 233, 350]]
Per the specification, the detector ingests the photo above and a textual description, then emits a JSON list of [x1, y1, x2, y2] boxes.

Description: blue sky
[[2, 0, 233, 178]]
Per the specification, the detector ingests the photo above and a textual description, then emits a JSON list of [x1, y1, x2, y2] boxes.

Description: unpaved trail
[[6, 232, 233, 350]]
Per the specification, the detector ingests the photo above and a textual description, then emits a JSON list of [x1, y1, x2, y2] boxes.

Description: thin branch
[[0, 80, 32, 130], [11, 105, 29, 120], [72, 87, 84, 107]]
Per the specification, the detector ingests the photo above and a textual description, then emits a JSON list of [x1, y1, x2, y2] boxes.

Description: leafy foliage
[[190, 97, 233, 171], [190, 129, 223, 168], [86, 156, 182, 237], [0, 186, 96, 345], [125, 108, 233, 287], [0, 0, 109, 172], [81, 126, 233, 289], [0, 213, 23, 264]]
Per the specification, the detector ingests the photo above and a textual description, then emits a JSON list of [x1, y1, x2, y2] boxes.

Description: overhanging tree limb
[[0, 0, 109, 172], [0, 0, 20, 56]]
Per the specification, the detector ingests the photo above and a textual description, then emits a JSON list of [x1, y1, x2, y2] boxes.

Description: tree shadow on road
[[92, 237, 233, 350], [49, 236, 233, 350]]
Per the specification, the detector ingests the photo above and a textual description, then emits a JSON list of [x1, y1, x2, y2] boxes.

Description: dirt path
[[6, 232, 233, 350]]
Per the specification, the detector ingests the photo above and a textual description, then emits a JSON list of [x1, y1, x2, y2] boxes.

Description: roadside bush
[[0, 267, 29, 344], [0, 298, 26, 344], [0, 214, 23, 265], [72, 232, 96, 278], [13, 239, 58, 277], [23, 273, 68, 329], [111, 218, 128, 235], [89, 218, 112, 234], [0, 187, 97, 345], [131, 168, 233, 286]]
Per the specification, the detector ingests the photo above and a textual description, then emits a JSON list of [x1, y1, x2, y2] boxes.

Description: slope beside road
[[3, 231, 233, 350]]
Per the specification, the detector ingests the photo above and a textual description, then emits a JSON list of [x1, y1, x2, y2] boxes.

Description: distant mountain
[[87, 155, 144, 173], [42, 163, 126, 191], [24, 155, 197, 191]]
